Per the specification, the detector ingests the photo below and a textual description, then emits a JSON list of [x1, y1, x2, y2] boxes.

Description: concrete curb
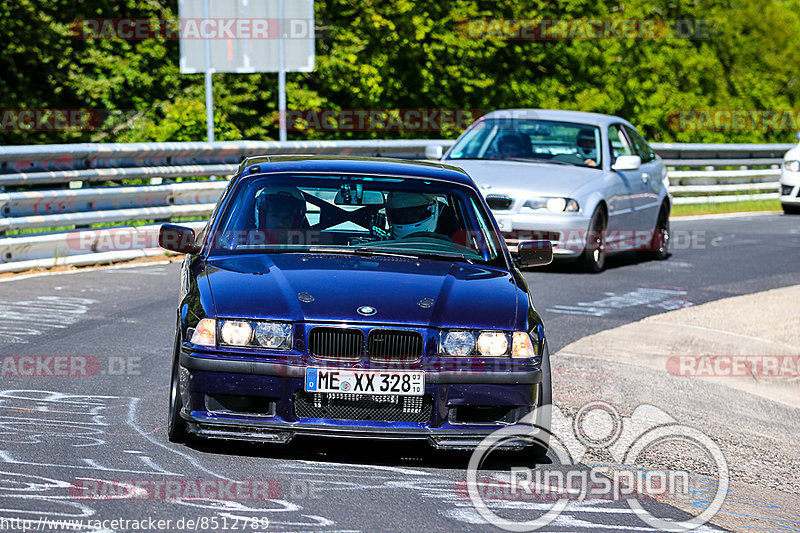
[[556, 284, 800, 408]]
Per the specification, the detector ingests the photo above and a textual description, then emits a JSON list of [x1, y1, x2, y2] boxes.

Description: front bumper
[[179, 350, 544, 450], [492, 211, 592, 258], [780, 170, 800, 206]]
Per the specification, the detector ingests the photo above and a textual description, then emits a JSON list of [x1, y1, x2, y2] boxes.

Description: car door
[[606, 124, 639, 248], [624, 125, 664, 231]]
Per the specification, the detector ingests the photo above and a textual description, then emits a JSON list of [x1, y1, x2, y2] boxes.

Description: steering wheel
[[403, 231, 451, 241]]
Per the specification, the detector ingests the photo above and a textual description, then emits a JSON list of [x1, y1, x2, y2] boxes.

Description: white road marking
[[0, 296, 97, 343], [548, 288, 693, 317]]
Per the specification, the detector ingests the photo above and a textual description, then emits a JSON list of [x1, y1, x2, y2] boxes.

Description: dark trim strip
[[180, 352, 541, 384]]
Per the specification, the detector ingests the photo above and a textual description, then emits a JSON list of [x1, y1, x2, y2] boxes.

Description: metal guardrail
[[0, 139, 792, 273]]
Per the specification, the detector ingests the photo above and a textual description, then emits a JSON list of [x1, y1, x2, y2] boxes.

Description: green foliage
[[2, 0, 800, 145]]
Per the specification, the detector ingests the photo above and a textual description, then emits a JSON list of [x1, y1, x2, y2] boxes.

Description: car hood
[[204, 253, 520, 330], [446, 159, 601, 197]]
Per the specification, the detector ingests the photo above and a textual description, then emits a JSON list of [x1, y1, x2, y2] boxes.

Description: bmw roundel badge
[[357, 305, 377, 316]]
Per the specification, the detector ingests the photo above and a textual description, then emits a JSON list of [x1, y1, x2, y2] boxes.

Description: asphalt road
[[0, 213, 797, 533]]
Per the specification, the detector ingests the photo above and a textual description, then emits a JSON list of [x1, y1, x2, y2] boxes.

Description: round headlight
[[784, 160, 800, 172], [443, 331, 476, 356], [220, 320, 253, 346], [477, 331, 509, 356], [254, 322, 293, 349]]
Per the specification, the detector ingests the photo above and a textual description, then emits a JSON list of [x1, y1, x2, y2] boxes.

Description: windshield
[[446, 119, 602, 168], [207, 174, 506, 266]]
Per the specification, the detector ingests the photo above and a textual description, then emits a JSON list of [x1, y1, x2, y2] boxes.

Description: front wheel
[[578, 208, 607, 273], [168, 327, 189, 443], [642, 204, 670, 260], [522, 340, 552, 460]]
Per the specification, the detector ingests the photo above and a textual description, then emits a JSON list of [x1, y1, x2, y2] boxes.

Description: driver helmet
[[496, 131, 531, 158], [386, 192, 439, 238], [255, 185, 307, 231], [577, 128, 597, 157]]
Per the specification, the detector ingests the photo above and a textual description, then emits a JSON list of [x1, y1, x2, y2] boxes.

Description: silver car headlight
[[784, 160, 800, 172], [523, 197, 580, 213]]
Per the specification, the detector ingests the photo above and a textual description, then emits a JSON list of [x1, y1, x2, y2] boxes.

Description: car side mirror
[[612, 155, 642, 171], [425, 143, 444, 160], [159, 224, 200, 254], [517, 240, 553, 268]]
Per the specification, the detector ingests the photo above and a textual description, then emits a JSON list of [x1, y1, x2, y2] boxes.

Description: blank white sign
[[179, 0, 315, 73]]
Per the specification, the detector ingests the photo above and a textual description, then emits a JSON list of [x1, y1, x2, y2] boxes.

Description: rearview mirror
[[517, 240, 553, 268], [612, 155, 642, 171], [425, 143, 444, 160], [159, 224, 200, 254], [333, 189, 385, 205]]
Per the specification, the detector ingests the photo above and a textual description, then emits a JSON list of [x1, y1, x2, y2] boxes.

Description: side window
[[608, 125, 635, 162], [624, 126, 655, 163]]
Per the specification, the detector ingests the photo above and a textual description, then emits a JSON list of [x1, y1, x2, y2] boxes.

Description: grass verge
[[671, 198, 781, 217]]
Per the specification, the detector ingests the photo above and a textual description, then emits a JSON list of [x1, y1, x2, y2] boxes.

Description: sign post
[[202, 0, 214, 142], [277, 0, 287, 141], [179, 0, 315, 143]]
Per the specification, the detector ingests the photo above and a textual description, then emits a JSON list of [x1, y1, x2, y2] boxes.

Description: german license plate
[[305, 368, 424, 396]]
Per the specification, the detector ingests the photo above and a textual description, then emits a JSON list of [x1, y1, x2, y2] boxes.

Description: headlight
[[441, 330, 512, 356], [210, 319, 293, 350], [220, 320, 253, 346], [190, 318, 216, 346], [442, 331, 476, 356], [523, 197, 580, 213], [477, 331, 509, 356], [255, 322, 293, 349], [512, 331, 536, 358], [784, 160, 800, 172]]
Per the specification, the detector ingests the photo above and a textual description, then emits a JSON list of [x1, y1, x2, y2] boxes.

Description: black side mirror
[[159, 224, 200, 254], [517, 240, 553, 268]]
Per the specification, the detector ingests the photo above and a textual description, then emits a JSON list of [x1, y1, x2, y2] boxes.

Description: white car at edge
[[780, 137, 800, 214]]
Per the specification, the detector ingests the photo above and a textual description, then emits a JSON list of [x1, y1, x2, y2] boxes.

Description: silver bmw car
[[436, 109, 671, 272]]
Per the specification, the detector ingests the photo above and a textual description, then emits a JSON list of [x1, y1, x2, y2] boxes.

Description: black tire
[[782, 203, 800, 215], [168, 326, 190, 443], [642, 204, 670, 260], [578, 207, 607, 273], [522, 340, 552, 460]]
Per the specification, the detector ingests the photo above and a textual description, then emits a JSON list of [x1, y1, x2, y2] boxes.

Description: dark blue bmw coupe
[[159, 156, 553, 455]]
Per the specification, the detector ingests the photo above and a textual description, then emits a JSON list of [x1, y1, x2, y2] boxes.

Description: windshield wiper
[[308, 246, 420, 259], [360, 247, 476, 264], [309, 246, 476, 264], [505, 157, 578, 166]]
